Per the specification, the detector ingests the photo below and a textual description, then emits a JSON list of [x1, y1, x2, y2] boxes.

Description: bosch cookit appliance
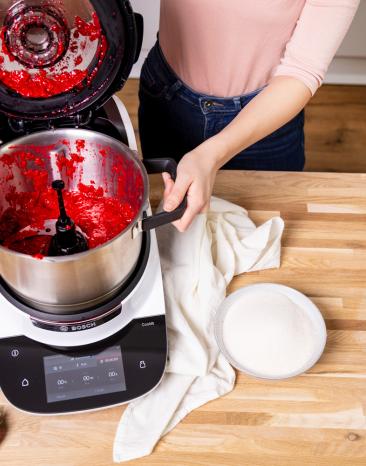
[[0, 0, 184, 414]]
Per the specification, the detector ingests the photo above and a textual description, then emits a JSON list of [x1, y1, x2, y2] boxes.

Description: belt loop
[[233, 97, 241, 111], [165, 80, 183, 101]]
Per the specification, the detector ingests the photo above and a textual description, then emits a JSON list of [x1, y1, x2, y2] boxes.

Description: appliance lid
[[0, 0, 142, 120]]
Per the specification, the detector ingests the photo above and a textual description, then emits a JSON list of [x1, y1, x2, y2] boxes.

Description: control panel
[[0, 315, 166, 414]]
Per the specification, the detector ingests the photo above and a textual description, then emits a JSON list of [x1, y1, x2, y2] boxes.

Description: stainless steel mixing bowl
[[0, 128, 184, 313]]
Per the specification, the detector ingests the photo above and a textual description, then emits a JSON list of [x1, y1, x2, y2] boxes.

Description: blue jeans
[[139, 42, 305, 171]]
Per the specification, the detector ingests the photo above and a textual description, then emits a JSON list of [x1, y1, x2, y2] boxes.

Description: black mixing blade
[[48, 179, 88, 256]]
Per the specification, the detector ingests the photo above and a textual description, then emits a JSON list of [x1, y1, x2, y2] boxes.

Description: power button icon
[[11, 349, 20, 358]]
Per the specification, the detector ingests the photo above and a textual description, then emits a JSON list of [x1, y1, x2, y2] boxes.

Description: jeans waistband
[[146, 41, 265, 114]]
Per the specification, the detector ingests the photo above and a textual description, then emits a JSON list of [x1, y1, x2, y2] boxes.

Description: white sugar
[[222, 290, 317, 378]]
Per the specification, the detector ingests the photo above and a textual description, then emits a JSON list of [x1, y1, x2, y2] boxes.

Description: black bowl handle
[[142, 158, 187, 231]]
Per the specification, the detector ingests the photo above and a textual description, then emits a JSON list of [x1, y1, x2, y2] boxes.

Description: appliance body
[[0, 1, 169, 414], [0, 96, 168, 414]]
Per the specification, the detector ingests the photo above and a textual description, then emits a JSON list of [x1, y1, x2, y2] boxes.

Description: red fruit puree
[[0, 140, 142, 258], [0, 13, 107, 98]]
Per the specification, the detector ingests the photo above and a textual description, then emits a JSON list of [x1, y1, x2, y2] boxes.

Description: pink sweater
[[159, 0, 360, 97]]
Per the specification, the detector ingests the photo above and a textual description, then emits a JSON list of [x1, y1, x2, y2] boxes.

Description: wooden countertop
[[2, 171, 366, 466]]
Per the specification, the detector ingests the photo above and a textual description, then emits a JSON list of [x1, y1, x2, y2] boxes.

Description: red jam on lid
[[0, 13, 107, 98]]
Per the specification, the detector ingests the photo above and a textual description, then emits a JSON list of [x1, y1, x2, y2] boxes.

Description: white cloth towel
[[113, 196, 284, 462]]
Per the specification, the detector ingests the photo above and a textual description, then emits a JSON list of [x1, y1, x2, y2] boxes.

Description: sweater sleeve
[[273, 0, 360, 95]]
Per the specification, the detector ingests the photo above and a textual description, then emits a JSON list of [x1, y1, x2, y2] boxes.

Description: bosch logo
[[70, 322, 97, 332], [57, 322, 97, 332], [32, 306, 121, 333]]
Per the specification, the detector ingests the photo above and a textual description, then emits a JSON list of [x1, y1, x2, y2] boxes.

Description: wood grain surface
[[117, 80, 366, 174], [304, 85, 366, 173], [2, 171, 366, 466]]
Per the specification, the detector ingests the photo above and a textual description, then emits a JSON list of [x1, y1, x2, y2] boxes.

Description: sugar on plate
[[214, 284, 327, 380]]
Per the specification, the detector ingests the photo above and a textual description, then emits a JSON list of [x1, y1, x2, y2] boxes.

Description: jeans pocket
[[139, 61, 168, 99]]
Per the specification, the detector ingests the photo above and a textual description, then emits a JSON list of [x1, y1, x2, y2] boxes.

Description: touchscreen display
[[43, 345, 126, 403]]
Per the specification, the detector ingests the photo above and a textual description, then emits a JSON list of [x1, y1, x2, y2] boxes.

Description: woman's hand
[[162, 137, 223, 232]]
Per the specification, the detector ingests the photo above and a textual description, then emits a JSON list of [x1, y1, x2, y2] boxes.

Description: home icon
[[21, 378, 30, 387]]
